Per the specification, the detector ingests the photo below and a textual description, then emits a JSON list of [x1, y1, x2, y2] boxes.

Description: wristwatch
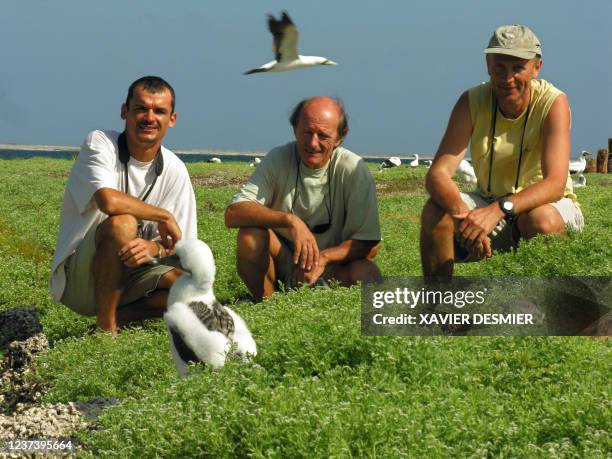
[[498, 197, 516, 220]]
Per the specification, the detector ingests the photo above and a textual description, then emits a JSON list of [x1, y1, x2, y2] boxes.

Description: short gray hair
[[289, 97, 349, 138]]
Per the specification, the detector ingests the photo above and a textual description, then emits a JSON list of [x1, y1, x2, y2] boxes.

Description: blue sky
[[1, 1, 610, 158]]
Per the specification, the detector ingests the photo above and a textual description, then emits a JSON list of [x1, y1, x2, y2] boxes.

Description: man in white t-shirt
[[225, 96, 382, 302], [49, 76, 197, 335]]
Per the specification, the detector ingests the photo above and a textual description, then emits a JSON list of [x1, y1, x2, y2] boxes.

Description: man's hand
[[452, 209, 498, 260], [287, 214, 320, 271], [158, 215, 182, 249], [453, 203, 504, 248], [292, 254, 329, 286], [118, 238, 159, 268], [462, 232, 493, 260]]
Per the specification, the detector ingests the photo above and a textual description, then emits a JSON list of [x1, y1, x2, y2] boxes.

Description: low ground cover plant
[[0, 158, 609, 457]]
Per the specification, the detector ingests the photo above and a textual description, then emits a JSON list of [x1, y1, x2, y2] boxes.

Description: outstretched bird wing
[[268, 11, 299, 62]]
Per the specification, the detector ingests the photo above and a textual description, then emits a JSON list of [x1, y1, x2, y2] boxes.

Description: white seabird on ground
[[378, 156, 401, 171], [409, 154, 419, 168], [244, 11, 338, 75], [208, 157, 222, 164], [569, 151, 591, 175], [457, 159, 477, 184], [572, 174, 586, 188], [164, 239, 257, 376], [248, 157, 262, 167]]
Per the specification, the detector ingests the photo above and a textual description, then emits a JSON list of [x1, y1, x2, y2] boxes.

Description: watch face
[[503, 201, 514, 212]]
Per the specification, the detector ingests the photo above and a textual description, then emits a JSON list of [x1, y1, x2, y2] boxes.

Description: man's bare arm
[[425, 91, 493, 259], [225, 201, 320, 271], [95, 187, 174, 223], [501, 94, 571, 213], [94, 187, 181, 253], [225, 201, 293, 229], [426, 91, 473, 215], [320, 239, 380, 265]]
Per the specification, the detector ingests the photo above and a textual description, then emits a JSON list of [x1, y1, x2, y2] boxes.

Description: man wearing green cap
[[420, 24, 583, 277]]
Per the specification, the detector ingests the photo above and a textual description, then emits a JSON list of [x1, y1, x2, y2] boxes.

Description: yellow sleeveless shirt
[[468, 79, 576, 202]]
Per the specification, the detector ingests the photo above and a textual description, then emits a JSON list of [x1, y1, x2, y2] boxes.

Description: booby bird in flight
[[244, 11, 338, 75]]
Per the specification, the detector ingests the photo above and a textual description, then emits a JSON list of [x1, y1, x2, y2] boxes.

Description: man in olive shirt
[[225, 96, 382, 301]]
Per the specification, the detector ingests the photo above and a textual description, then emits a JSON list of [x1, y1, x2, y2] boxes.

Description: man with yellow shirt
[[421, 24, 584, 277]]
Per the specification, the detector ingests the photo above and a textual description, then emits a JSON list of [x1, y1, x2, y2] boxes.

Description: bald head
[[290, 96, 349, 169], [289, 96, 349, 139]]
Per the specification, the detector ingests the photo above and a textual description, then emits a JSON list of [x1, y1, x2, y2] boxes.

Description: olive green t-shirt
[[229, 142, 381, 249]]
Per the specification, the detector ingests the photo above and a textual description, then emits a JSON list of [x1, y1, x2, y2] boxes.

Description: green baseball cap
[[484, 24, 542, 59]]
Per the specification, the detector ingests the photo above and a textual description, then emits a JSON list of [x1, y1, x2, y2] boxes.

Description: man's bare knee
[[353, 259, 382, 284], [157, 268, 183, 290], [420, 198, 456, 278], [334, 259, 381, 286], [237, 227, 269, 253], [366, 242, 381, 260], [518, 206, 565, 239], [421, 198, 453, 234], [96, 214, 139, 247]]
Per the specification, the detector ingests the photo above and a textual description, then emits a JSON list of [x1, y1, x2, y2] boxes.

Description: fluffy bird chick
[[164, 239, 257, 376]]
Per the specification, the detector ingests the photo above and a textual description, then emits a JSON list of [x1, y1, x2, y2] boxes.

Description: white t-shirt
[[49, 129, 197, 301]]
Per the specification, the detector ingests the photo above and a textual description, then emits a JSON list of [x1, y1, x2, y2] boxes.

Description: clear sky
[[1, 1, 610, 157]]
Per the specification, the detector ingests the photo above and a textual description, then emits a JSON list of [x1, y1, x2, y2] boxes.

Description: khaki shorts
[[456, 192, 584, 259], [61, 223, 182, 316]]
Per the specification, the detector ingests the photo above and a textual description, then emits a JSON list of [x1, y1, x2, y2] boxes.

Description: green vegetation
[[0, 157, 610, 457]]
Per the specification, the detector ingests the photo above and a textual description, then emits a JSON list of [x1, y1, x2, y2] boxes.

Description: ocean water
[[0, 148, 431, 165], [0, 149, 258, 164]]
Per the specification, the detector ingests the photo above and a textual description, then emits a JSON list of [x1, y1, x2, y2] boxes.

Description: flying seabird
[[164, 239, 257, 376], [569, 151, 591, 175], [409, 154, 419, 168], [244, 11, 338, 75]]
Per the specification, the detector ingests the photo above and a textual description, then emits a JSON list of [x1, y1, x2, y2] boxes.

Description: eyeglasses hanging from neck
[[486, 90, 532, 194], [290, 149, 333, 234], [117, 131, 164, 202]]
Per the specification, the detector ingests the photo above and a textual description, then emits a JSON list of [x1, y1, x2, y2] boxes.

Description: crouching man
[[420, 25, 584, 278], [49, 76, 197, 335], [225, 96, 382, 302]]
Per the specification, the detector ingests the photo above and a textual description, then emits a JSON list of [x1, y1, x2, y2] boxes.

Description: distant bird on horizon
[[244, 11, 338, 75], [457, 159, 477, 184], [569, 150, 591, 175], [248, 157, 262, 167], [208, 157, 222, 164], [409, 154, 419, 168], [378, 156, 401, 172]]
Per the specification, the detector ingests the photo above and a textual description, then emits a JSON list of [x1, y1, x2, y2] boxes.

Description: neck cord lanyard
[[486, 93, 532, 194], [117, 132, 164, 202]]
